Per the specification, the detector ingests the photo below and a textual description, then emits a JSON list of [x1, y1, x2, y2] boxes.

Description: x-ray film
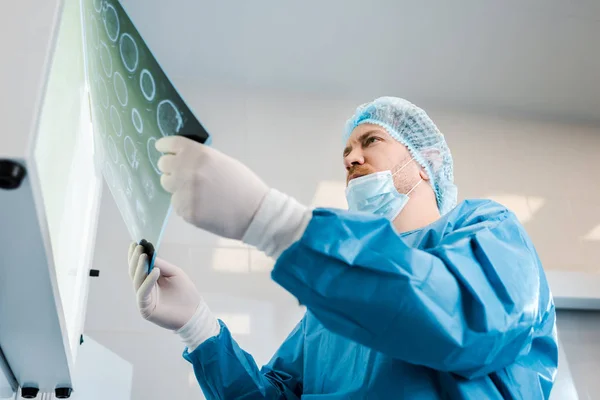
[[80, 0, 211, 266]]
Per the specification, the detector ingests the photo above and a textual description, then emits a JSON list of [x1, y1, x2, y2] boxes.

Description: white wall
[[555, 311, 600, 399], [85, 86, 600, 399]]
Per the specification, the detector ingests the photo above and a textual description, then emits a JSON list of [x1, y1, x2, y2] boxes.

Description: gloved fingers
[[133, 252, 149, 291], [160, 173, 180, 194], [155, 136, 193, 154], [157, 154, 178, 175], [128, 242, 136, 262], [137, 267, 160, 305], [152, 257, 181, 278], [128, 244, 144, 281]]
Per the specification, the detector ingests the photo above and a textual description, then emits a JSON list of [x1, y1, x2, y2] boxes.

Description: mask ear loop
[[390, 157, 421, 195], [391, 157, 415, 178], [406, 178, 423, 196]]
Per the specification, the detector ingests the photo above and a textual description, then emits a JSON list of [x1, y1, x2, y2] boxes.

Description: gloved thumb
[[152, 258, 181, 277], [138, 267, 161, 303]]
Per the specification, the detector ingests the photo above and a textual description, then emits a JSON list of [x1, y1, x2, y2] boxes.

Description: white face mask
[[345, 158, 423, 220]]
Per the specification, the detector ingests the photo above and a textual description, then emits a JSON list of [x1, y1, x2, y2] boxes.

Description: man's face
[[343, 123, 419, 189]]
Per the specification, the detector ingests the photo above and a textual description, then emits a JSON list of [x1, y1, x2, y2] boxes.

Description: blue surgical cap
[[344, 97, 457, 215]]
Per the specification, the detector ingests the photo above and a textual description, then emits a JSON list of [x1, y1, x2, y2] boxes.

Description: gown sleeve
[[184, 318, 305, 399], [271, 202, 547, 378]]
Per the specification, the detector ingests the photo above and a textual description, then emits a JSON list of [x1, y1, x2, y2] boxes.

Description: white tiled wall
[[555, 311, 600, 399], [85, 88, 600, 399]]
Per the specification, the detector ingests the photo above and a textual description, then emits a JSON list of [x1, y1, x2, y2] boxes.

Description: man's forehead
[[344, 125, 391, 151], [350, 124, 389, 139]]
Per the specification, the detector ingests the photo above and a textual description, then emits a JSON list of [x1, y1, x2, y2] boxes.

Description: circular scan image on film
[[157, 99, 183, 136], [110, 105, 123, 137], [119, 164, 133, 198], [140, 69, 156, 102], [102, 2, 120, 43], [113, 71, 128, 107], [96, 76, 110, 109], [119, 33, 139, 73], [142, 173, 156, 201], [87, 14, 100, 50], [147, 137, 162, 176], [123, 136, 140, 170], [131, 108, 143, 134], [99, 41, 113, 78], [93, 0, 102, 13]]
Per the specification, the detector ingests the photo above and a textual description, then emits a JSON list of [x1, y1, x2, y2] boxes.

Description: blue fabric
[[184, 199, 557, 399]]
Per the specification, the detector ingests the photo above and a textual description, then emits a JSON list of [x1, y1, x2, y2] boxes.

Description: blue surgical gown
[[184, 199, 558, 399]]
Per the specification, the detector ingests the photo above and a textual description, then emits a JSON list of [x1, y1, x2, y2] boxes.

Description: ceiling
[[120, 0, 600, 124]]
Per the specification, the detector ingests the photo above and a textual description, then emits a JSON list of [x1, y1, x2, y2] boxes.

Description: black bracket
[[21, 387, 39, 399], [55, 387, 73, 398], [179, 134, 206, 144], [139, 239, 156, 272], [0, 160, 26, 190]]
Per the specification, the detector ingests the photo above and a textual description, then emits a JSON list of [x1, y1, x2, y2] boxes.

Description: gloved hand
[[128, 242, 201, 330], [128, 243, 220, 351], [156, 136, 269, 240], [155, 137, 313, 258]]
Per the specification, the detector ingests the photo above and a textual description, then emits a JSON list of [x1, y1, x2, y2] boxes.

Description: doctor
[[128, 97, 557, 398]]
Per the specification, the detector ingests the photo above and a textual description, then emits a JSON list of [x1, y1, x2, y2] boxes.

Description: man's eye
[[365, 137, 379, 145]]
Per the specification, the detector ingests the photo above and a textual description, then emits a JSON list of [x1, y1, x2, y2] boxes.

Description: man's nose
[[344, 148, 365, 169]]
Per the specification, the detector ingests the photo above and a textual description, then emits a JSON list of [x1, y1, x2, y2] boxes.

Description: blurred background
[[84, 0, 600, 398], [2, 0, 599, 399]]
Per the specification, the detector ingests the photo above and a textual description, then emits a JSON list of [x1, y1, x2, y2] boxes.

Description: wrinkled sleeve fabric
[[184, 319, 305, 399], [271, 204, 543, 379]]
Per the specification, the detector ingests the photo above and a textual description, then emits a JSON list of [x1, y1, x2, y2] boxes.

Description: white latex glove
[[156, 136, 269, 240], [128, 243, 220, 350], [242, 189, 313, 258]]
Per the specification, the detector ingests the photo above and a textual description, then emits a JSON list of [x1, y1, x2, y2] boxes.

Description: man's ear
[[420, 148, 443, 168], [419, 148, 443, 182]]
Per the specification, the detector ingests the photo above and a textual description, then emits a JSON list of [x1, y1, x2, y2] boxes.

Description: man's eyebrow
[[358, 130, 380, 141], [343, 130, 385, 156]]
